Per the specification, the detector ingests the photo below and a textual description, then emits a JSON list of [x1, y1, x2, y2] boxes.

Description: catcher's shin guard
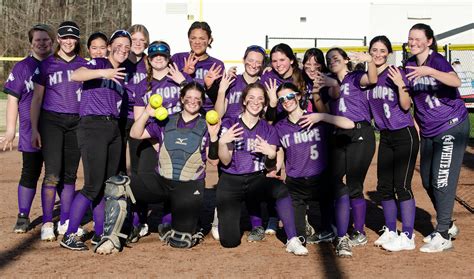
[[94, 175, 136, 254]]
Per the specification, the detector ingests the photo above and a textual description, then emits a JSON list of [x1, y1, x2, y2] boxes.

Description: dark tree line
[[0, 0, 131, 87]]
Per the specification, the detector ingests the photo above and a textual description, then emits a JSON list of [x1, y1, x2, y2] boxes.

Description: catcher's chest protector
[[158, 114, 207, 181]]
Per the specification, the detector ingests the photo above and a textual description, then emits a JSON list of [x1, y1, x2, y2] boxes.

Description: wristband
[[208, 140, 219, 160]]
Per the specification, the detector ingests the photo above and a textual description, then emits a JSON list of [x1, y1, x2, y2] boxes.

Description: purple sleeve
[[84, 58, 103, 70], [432, 55, 455, 73], [3, 65, 26, 98], [352, 70, 365, 89], [134, 80, 147, 107], [145, 121, 163, 141], [265, 125, 279, 146]]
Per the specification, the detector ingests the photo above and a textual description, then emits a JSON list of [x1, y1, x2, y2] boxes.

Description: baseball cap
[[58, 21, 80, 38], [109, 29, 132, 44], [147, 42, 171, 58]]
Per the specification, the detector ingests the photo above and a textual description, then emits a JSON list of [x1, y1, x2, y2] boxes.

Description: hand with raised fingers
[[348, 52, 373, 63], [204, 63, 223, 89], [405, 65, 433, 81], [254, 135, 276, 158], [264, 78, 278, 106], [167, 62, 186, 84], [102, 67, 126, 84], [219, 123, 244, 144], [299, 113, 325, 130], [387, 65, 406, 87], [183, 52, 199, 75], [219, 71, 236, 92]]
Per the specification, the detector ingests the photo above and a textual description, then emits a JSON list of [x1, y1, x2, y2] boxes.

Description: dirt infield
[[0, 140, 473, 278]]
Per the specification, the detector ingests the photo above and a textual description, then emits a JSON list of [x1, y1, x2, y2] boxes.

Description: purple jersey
[[146, 114, 210, 179], [275, 113, 329, 178], [223, 74, 250, 119], [220, 116, 279, 174], [405, 51, 468, 137], [33, 55, 86, 114], [328, 71, 371, 122], [367, 67, 414, 130], [134, 74, 193, 116], [122, 57, 147, 119], [171, 52, 224, 112], [3, 56, 41, 152], [80, 58, 126, 117]]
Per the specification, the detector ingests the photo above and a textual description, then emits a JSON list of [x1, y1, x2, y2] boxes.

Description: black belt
[[82, 115, 118, 121], [354, 121, 371, 129]]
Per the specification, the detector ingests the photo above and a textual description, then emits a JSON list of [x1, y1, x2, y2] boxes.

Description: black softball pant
[[330, 123, 375, 199], [20, 151, 43, 189], [118, 118, 141, 176], [39, 110, 81, 186], [377, 126, 419, 202], [130, 172, 204, 234], [77, 116, 122, 201], [216, 172, 288, 248], [286, 172, 332, 240], [420, 118, 470, 232]]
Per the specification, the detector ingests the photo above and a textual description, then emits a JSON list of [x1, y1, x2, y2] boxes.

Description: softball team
[[2, 21, 469, 257]]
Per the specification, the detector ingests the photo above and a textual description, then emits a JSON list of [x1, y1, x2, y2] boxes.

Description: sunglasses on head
[[278, 92, 297, 103], [148, 43, 170, 54], [109, 30, 131, 43]]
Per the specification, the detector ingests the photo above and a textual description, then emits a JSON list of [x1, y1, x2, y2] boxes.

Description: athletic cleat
[[420, 232, 453, 253], [13, 213, 30, 233], [95, 239, 118, 255], [286, 236, 308, 256], [158, 223, 172, 242], [382, 232, 415, 252], [91, 234, 102, 245], [423, 221, 460, 243], [41, 222, 56, 241], [247, 226, 265, 242], [265, 217, 278, 235], [335, 235, 352, 257], [307, 230, 336, 244], [349, 230, 368, 247], [56, 220, 85, 237], [374, 226, 397, 247], [60, 233, 88, 251], [138, 223, 149, 238], [127, 226, 141, 243]]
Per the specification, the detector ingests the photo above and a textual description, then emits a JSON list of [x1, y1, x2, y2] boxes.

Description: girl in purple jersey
[[1, 24, 54, 233], [96, 82, 220, 253], [404, 23, 469, 253], [60, 30, 132, 251], [171, 21, 224, 112], [302, 48, 340, 113], [215, 45, 266, 119], [366, 36, 419, 252], [262, 43, 305, 122], [274, 82, 354, 244], [325, 47, 377, 257], [30, 21, 87, 241], [87, 32, 108, 59], [216, 83, 308, 256], [129, 41, 190, 242]]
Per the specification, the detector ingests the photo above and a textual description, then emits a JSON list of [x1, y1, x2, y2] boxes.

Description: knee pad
[[168, 230, 203, 249], [94, 175, 135, 253]]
